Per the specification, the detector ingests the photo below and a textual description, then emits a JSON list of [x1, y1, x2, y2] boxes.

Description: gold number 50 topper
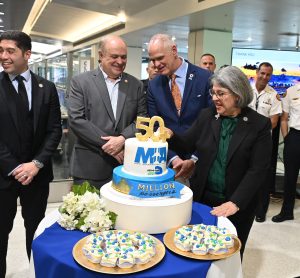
[[135, 116, 170, 142]]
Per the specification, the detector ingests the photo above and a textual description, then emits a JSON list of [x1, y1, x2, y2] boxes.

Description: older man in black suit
[[0, 31, 62, 277]]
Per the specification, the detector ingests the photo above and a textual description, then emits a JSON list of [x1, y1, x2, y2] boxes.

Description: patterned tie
[[15, 75, 29, 111], [170, 74, 182, 115]]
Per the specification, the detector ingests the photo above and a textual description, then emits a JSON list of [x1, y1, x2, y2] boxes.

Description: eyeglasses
[[209, 89, 231, 99]]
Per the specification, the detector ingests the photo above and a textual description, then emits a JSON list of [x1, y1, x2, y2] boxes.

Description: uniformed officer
[[249, 62, 282, 222], [272, 83, 300, 222]]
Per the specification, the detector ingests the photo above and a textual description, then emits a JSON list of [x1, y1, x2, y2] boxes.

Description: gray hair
[[211, 66, 253, 108], [98, 35, 127, 54], [148, 34, 176, 51]]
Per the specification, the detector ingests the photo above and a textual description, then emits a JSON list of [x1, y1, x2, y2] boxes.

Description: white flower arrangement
[[58, 182, 117, 233]]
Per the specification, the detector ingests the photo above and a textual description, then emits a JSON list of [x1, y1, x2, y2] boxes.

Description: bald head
[[98, 35, 127, 79], [147, 34, 181, 76], [199, 53, 216, 73]]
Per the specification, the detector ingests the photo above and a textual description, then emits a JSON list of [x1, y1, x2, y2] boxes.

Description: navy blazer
[[147, 61, 211, 160]]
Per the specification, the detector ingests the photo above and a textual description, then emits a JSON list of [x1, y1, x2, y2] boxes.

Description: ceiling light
[[0, 12, 4, 15], [117, 11, 126, 23], [247, 37, 252, 42], [0, 18, 2, 23], [172, 36, 176, 41]]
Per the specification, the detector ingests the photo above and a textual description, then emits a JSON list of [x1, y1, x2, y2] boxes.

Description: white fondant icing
[[101, 182, 193, 234], [123, 138, 168, 176]]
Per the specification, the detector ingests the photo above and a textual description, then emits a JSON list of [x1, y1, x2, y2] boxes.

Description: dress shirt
[[169, 57, 188, 98], [100, 66, 121, 119], [9, 69, 32, 110]]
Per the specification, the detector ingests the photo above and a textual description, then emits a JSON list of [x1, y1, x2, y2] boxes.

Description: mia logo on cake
[[134, 147, 167, 165]]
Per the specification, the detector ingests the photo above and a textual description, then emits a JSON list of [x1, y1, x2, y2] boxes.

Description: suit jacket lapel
[[115, 74, 128, 127], [31, 72, 43, 133], [181, 63, 194, 113], [92, 69, 115, 123], [227, 110, 251, 164], [0, 72, 20, 132]]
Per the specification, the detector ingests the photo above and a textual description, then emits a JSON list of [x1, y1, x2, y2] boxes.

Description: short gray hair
[[211, 66, 253, 108], [148, 34, 176, 51]]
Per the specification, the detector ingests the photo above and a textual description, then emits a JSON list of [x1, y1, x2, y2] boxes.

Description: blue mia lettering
[[134, 147, 167, 164]]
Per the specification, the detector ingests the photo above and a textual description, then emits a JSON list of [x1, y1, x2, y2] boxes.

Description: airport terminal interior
[[1, 0, 300, 277]]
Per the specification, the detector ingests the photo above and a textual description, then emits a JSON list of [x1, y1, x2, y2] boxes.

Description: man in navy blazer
[[147, 34, 211, 182]]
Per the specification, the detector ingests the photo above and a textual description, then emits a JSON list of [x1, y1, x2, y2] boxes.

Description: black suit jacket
[[0, 71, 62, 189], [169, 106, 272, 212]]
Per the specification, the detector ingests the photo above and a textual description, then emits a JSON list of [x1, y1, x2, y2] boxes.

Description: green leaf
[[108, 211, 118, 226], [75, 216, 86, 229], [71, 181, 100, 195]]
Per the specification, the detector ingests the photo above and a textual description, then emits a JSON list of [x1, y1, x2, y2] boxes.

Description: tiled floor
[[5, 198, 300, 278]]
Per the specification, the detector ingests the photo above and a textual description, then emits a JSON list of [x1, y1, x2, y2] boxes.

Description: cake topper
[[135, 116, 170, 142]]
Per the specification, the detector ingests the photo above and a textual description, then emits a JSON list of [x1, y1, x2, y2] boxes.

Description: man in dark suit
[[147, 34, 211, 184], [68, 35, 147, 188], [0, 31, 62, 277]]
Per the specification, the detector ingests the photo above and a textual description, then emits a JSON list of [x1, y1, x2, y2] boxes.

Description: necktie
[[15, 75, 29, 111], [170, 74, 182, 115]]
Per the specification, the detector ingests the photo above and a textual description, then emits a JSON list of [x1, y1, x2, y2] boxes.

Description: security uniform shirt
[[249, 84, 282, 117]]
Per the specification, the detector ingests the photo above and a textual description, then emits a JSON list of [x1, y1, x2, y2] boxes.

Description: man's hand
[[210, 201, 239, 217], [12, 162, 39, 185], [101, 135, 125, 156], [112, 150, 124, 164], [172, 158, 195, 179]]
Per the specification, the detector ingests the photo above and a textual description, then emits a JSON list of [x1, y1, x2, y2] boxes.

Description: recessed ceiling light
[[0, 12, 4, 15], [247, 37, 252, 42], [171, 36, 176, 41]]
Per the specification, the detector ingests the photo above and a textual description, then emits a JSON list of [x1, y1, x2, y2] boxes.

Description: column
[[188, 29, 232, 70]]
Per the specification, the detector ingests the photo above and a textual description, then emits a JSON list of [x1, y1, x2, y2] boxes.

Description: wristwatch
[[32, 159, 44, 169]]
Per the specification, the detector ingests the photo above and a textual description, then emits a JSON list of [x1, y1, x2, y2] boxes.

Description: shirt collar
[[9, 68, 31, 82], [173, 57, 188, 79]]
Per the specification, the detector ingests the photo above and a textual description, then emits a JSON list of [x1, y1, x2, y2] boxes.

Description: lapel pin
[[243, 117, 248, 121], [39, 83, 43, 88], [188, 73, 194, 80], [125, 79, 128, 83], [215, 113, 220, 120]]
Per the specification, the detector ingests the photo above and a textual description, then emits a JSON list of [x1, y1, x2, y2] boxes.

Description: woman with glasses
[[166, 66, 272, 258]]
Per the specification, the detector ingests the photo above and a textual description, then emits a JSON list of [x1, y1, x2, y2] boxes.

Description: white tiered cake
[[100, 116, 193, 234]]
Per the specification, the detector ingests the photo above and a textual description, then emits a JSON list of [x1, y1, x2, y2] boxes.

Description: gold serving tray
[[73, 231, 165, 274], [163, 226, 241, 260]]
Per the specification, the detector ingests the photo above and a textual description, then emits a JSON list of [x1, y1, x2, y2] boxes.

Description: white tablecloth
[[30, 210, 243, 278]]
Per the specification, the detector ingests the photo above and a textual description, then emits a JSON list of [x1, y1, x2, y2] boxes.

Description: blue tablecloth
[[32, 202, 217, 278]]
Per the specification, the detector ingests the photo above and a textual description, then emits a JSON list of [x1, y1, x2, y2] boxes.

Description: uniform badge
[[281, 91, 287, 98], [276, 94, 281, 101]]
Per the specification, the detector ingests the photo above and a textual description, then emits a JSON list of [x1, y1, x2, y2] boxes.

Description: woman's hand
[[210, 201, 239, 217], [173, 158, 195, 179]]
